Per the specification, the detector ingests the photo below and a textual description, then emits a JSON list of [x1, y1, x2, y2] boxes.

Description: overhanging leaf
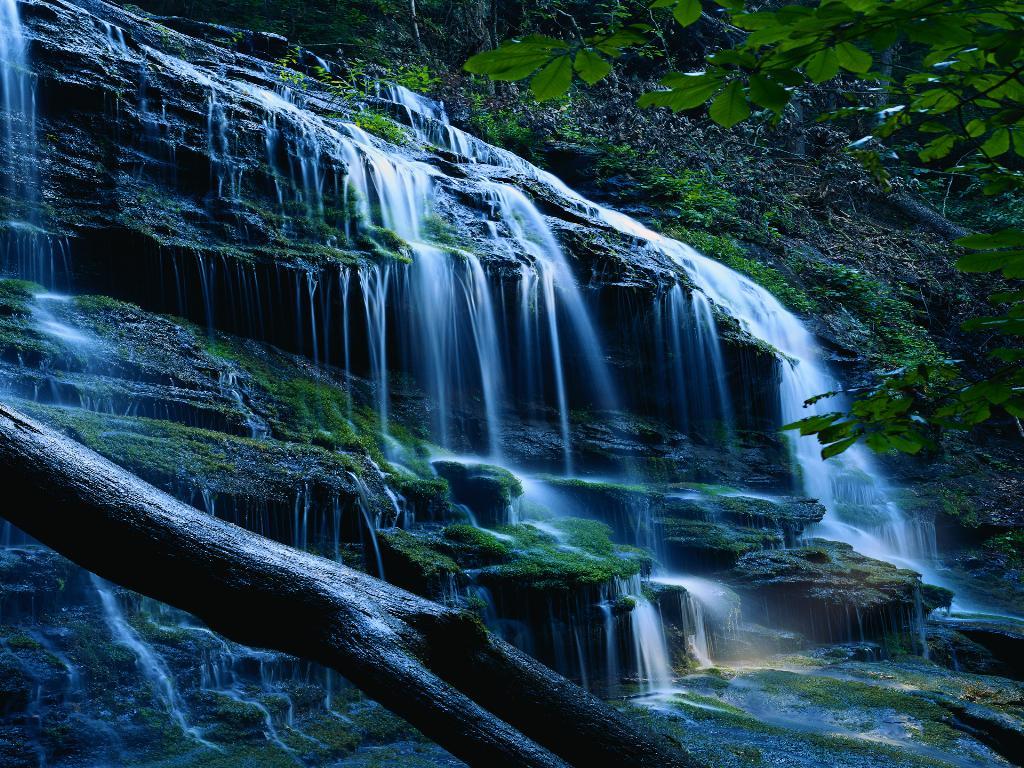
[[673, 0, 703, 27], [708, 80, 750, 127], [805, 48, 840, 83], [573, 49, 612, 85], [530, 55, 573, 100], [835, 41, 873, 73]]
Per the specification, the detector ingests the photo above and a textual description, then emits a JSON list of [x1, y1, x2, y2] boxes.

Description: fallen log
[[0, 404, 700, 768]]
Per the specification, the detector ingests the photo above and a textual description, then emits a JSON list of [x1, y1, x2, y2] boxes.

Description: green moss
[[465, 92, 539, 157], [0, 278, 71, 363], [203, 337, 386, 461], [748, 670, 964, 750], [669, 228, 818, 314], [302, 713, 360, 756], [797, 259, 943, 370], [477, 519, 649, 591], [353, 109, 410, 146], [348, 702, 422, 743], [18, 401, 353, 496], [985, 529, 1024, 569], [661, 519, 781, 558], [443, 524, 511, 558], [203, 692, 268, 743], [2, 632, 43, 651], [732, 540, 922, 613], [432, 461, 524, 525], [378, 529, 461, 580]]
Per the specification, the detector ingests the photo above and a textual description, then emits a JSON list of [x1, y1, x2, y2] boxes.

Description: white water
[[616, 575, 674, 691], [382, 82, 938, 587], [1, 0, 32, 179], [92, 576, 210, 744]]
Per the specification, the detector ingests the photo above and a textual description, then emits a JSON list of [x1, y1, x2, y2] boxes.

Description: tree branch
[[0, 404, 699, 768]]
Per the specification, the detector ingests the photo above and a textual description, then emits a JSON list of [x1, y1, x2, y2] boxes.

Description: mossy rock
[[730, 540, 925, 642], [660, 519, 782, 571], [661, 492, 825, 541], [432, 460, 524, 527], [474, 518, 650, 593], [377, 529, 461, 595]]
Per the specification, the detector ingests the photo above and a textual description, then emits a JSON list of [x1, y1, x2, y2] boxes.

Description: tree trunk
[[0, 404, 700, 768], [887, 191, 969, 241]]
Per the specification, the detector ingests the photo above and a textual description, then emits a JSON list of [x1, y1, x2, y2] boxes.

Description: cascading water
[[1, 0, 33, 196], [382, 81, 936, 585], [92, 575, 208, 744], [0, 1, 974, 728]]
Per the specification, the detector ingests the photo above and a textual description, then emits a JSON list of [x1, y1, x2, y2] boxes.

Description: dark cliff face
[[4, 0, 789, 477]]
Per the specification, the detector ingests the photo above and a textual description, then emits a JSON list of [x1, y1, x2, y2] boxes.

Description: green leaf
[[1013, 130, 1024, 158], [982, 128, 1011, 158], [465, 37, 566, 80], [957, 250, 1024, 273], [965, 119, 986, 138], [593, 25, 650, 56], [673, 0, 702, 26], [805, 48, 840, 83], [708, 80, 750, 127], [573, 49, 612, 85], [783, 413, 844, 434], [639, 73, 722, 112], [834, 42, 872, 73], [956, 230, 1024, 249], [918, 133, 956, 162], [822, 436, 858, 459], [530, 55, 573, 100], [748, 75, 789, 111]]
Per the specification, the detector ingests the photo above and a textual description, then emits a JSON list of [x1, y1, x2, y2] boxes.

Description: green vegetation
[[378, 528, 461, 581], [465, 92, 540, 157], [477, 519, 651, 591], [353, 109, 410, 146], [442, 524, 512, 559], [798, 260, 944, 370], [665, 227, 818, 315]]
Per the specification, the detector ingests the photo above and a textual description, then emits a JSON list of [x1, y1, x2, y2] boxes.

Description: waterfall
[[92, 576, 209, 744], [616, 575, 673, 691], [378, 82, 935, 583], [0, 6, 965, 732], [1, 0, 33, 194]]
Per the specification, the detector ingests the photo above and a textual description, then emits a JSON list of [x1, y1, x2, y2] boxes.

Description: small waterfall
[[616, 575, 673, 692], [1, 0, 65, 288], [91, 575, 208, 744], [652, 575, 738, 668], [1, 0, 34, 196], [348, 471, 386, 579]]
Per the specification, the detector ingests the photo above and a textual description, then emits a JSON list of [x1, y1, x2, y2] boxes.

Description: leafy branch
[[465, 0, 1024, 458]]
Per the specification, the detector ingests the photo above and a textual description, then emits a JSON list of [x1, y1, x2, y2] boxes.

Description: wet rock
[[930, 615, 1024, 679], [729, 540, 924, 643], [431, 460, 523, 528]]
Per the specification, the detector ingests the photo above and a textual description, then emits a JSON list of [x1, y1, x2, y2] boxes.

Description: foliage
[[391, 63, 440, 93], [786, 232, 1024, 457], [466, 0, 1024, 458], [464, 91, 540, 156], [353, 109, 410, 145]]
